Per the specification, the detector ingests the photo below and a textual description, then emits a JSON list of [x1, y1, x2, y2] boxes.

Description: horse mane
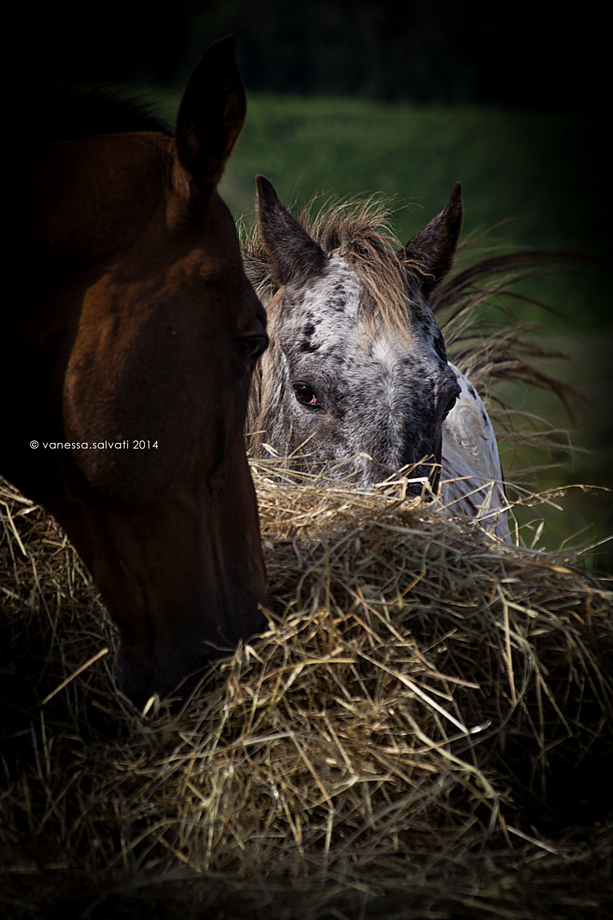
[[243, 194, 428, 334], [431, 248, 581, 417], [3, 87, 172, 145]]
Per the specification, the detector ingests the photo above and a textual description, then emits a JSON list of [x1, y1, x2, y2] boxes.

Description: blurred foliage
[[5, 1, 606, 112], [181, 0, 605, 112]]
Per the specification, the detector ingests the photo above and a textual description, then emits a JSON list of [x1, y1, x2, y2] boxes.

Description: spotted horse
[[245, 176, 510, 540]]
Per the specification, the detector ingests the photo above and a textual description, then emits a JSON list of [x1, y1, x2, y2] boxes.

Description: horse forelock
[[243, 194, 433, 338]]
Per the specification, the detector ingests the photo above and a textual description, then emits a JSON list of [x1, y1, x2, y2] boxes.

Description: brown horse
[[1, 38, 268, 709]]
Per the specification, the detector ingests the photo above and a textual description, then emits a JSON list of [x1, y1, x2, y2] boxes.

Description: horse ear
[[175, 36, 246, 189], [402, 183, 463, 295], [256, 175, 327, 285]]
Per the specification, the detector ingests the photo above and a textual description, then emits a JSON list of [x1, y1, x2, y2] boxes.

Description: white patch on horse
[[440, 364, 510, 541]]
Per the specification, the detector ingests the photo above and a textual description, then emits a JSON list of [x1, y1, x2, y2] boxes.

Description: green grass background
[[153, 90, 610, 566]]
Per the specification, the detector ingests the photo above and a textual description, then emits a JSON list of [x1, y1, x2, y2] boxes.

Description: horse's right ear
[[175, 37, 246, 190], [402, 183, 463, 295], [256, 176, 327, 285]]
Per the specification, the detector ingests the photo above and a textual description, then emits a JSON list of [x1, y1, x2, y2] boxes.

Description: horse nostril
[[443, 394, 458, 419]]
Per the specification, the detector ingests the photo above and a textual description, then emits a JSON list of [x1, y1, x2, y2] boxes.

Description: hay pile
[[1, 467, 612, 919]]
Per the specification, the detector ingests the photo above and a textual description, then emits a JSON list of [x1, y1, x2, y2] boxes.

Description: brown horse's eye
[[241, 334, 268, 364], [293, 382, 320, 408]]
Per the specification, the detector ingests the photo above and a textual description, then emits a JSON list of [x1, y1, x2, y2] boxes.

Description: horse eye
[[241, 334, 268, 363], [293, 382, 320, 408]]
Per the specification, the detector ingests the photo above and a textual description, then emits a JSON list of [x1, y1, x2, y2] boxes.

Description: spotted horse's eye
[[240, 334, 269, 365], [293, 382, 321, 409]]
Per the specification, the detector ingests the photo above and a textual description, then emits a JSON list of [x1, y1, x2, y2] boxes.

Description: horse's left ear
[[174, 36, 246, 190], [402, 183, 463, 295], [256, 175, 327, 285]]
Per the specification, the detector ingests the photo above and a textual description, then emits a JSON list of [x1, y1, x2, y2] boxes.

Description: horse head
[[3, 39, 269, 709], [249, 176, 462, 495]]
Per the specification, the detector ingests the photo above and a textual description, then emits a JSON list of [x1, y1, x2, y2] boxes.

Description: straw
[[1, 466, 611, 919]]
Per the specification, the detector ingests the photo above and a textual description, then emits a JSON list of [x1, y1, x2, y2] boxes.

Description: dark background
[[4, 1, 607, 112], [4, 0, 610, 560]]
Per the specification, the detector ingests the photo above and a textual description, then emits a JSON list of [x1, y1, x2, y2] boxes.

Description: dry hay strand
[[1, 469, 612, 919]]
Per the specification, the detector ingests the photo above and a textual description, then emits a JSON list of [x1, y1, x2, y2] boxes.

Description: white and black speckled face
[[257, 254, 460, 492], [252, 176, 463, 494]]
